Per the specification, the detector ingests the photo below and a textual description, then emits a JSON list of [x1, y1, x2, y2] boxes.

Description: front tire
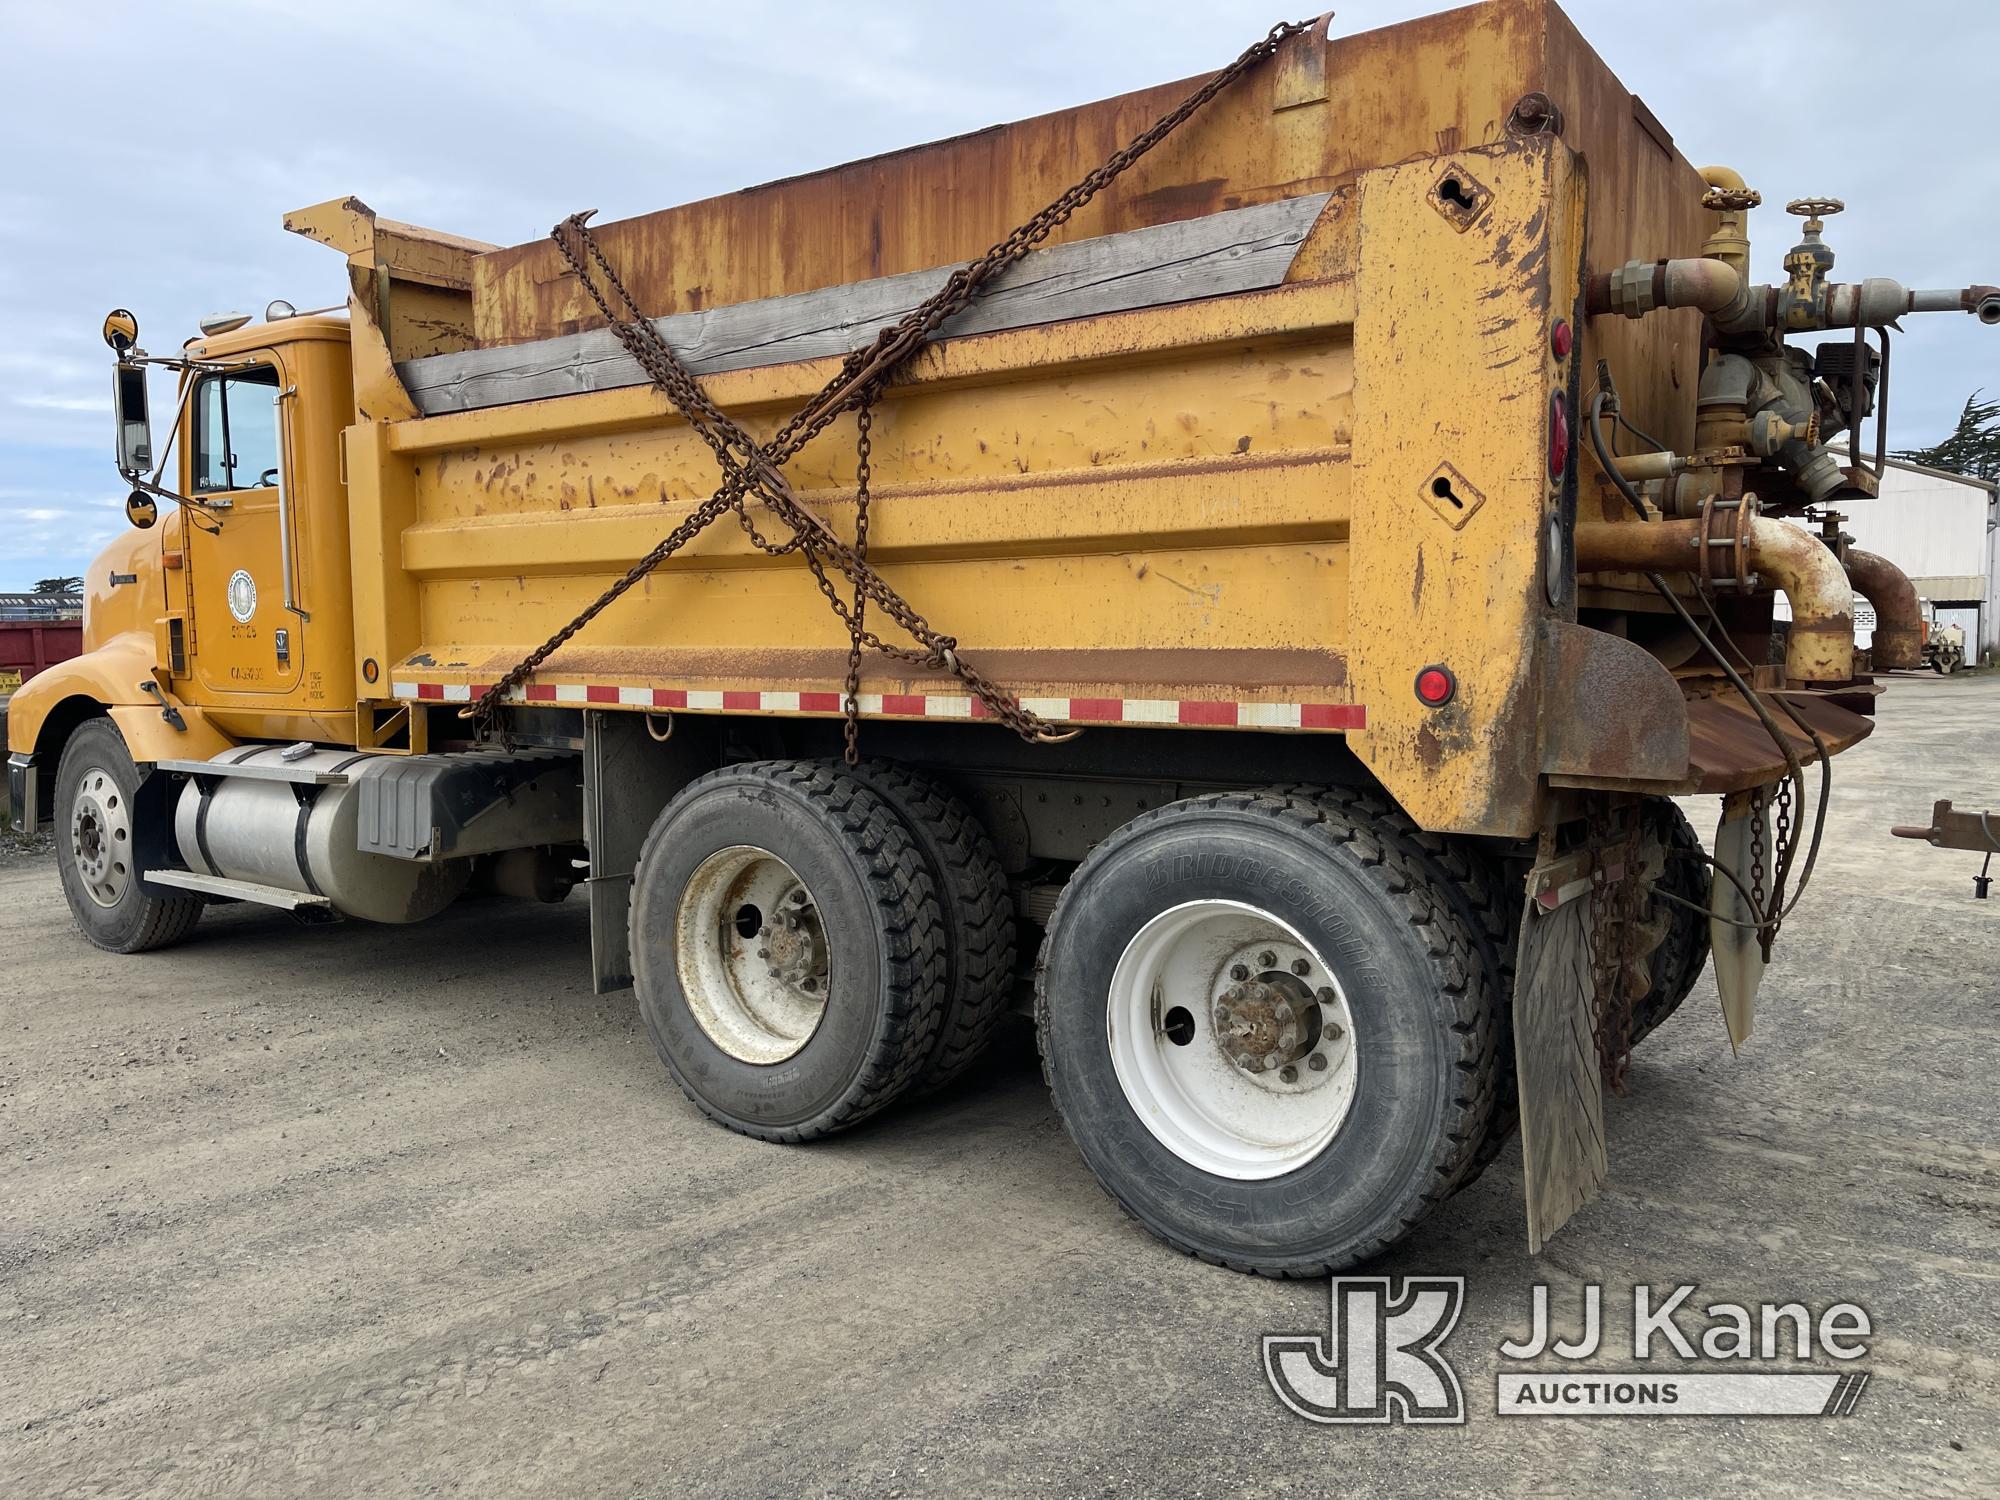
[[1035, 790, 1499, 1276], [53, 718, 203, 954], [629, 760, 946, 1141]]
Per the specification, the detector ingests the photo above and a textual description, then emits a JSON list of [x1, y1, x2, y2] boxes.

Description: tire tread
[[630, 759, 945, 1142], [1034, 786, 1501, 1277]]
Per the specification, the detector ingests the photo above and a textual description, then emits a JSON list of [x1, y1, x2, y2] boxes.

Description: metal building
[[1835, 451, 1995, 660]]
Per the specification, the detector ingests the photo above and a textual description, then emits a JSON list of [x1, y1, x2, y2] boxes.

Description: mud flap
[[1710, 788, 1773, 1047], [1512, 851, 1608, 1255]]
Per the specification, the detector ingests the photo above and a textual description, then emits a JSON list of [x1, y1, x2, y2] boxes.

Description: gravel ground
[[1, 674, 1994, 1498]]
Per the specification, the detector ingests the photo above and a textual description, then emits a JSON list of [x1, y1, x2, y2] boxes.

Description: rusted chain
[[466, 18, 1319, 746]]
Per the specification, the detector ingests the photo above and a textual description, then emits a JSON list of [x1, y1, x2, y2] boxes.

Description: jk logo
[[1264, 1276, 1467, 1425]]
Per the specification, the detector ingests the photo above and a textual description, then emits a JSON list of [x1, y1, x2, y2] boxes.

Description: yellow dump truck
[[12, 0, 1994, 1272]]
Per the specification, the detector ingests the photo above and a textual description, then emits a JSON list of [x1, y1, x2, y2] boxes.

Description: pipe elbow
[[1661, 257, 1742, 313], [1587, 257, 1744, 319], [1742, 516, 1854, 684], [1844, 548, 1923, 670], [1574, 515, 1854, 684]]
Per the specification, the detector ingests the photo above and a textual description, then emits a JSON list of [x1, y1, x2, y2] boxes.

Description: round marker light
[[1548, 392, 1570, 479], [1550, 319, 1573, 360], [1415, 665, 1456, 707]]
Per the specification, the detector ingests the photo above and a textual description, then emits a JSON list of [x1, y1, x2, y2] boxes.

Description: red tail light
[[1548, 393, 1570, 479]]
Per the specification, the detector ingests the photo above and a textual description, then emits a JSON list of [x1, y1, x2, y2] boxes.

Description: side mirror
[[125, 490, 158, 529], [112, 362, 151, 478], [102, 308, 139, 353]]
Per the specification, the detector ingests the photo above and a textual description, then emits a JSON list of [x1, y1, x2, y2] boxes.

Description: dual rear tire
[[629, 759, 1012, 1140], [630, 767, 1506, 1275], [1035, 790, 1502, 1276]]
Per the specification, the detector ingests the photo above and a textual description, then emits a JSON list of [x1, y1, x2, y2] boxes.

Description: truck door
[[182, 357, 304, 696]]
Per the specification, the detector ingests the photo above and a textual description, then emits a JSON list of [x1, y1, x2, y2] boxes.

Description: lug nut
[[757, 948, 770, 958], [1257, 950, 1277, 969], [1262, 1050, 1282, 1071], [1291, 958, 1311, 976], [1275, 1001, 1294, 1022], [1323, 1021, 1345, 1042], [1279, 1027, 1299, 1048], [1230, 964, 1249, 981], [1308, 1053, 1328, 1072], [1280, 1065, 1298, 1084], [790, 890, 809, 905], [1316, 987, 1336, 1005]]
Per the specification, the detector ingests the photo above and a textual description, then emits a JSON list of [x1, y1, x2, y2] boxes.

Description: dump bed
[[298, 0, 1717, 838]]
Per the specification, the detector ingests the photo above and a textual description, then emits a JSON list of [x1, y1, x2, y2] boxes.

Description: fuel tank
[[173, 746, 469, 923]]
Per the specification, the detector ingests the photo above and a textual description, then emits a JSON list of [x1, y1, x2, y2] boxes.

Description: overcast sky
[[2, 0, 1995, 591]]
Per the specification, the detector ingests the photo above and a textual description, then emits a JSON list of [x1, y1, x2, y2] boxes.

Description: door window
[[191, 365, 281, 494]]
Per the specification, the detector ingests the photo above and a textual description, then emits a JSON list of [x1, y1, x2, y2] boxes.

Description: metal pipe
[[1820, 278, 2000, 328], [1612, 450, 1685, 482], [1575, 515, 1855, 683], [273, 389, 309, 621], [1698, 166, 1754, 278], [1586, 257, 1744, 319], [1844, 548, 1922, 671]]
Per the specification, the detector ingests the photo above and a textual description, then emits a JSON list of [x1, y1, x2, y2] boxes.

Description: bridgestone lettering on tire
[[1035, 790, 1501, 1276], [53, 718, 203, 954], [629, 760, 947, 1141]]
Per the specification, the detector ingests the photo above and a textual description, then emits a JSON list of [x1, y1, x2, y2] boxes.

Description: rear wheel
[[1035, 790, 1499, 1276], [629, 760, 946, 1141], [1629, 798, 1711, 1046], [1279, 783, 1516, 1188], [53, 718, 202, 954], [835, 760, 1015, 1093]]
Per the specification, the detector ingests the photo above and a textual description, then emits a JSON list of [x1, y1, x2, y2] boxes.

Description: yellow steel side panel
[[1347, 138, 1582, 837], [391, 326, 1358, 699], [344, 419, 423, 693], [415, 542, 1352, 695]]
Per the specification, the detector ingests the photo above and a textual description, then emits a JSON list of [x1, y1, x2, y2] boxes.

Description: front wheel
[[53, 718, 203, 953], [1035, 790, 1499, 1276]]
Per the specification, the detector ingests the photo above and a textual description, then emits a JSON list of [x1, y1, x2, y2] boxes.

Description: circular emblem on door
[[226, 569, 258, 623]]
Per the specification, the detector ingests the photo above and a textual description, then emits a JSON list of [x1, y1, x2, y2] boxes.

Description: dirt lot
[[2, 674, 1995, 1498]]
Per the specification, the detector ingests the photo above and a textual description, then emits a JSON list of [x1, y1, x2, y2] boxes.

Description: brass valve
[[1781, 198, 1843, 330], [1698, 174, 1760, 276]]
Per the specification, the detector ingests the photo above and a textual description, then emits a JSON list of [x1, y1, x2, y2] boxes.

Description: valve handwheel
[[1786, 197, 1845, 222], [1702, 185, 1762, 212]]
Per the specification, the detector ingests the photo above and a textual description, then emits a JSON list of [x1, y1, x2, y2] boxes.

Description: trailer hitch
[[1891, 799, 2000, 900]]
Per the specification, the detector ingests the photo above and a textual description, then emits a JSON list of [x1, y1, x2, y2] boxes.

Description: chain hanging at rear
[[462, 18, 1321, 749]]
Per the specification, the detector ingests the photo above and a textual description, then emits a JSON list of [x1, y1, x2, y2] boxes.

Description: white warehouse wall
[[1766, 456, 1996, 656]]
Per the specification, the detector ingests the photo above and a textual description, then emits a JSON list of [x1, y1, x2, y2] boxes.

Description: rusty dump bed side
[[320, 0, 1734, 839], [470, 0, 1704, 448]]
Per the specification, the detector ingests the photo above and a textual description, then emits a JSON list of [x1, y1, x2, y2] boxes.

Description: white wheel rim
[[674, 845, 830, 1064], [1107, 900, 1359, 1180], [69, 766, 134, 909]]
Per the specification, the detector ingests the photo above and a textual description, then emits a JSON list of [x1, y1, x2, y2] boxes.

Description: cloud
[[3, 0, 1996, 592]]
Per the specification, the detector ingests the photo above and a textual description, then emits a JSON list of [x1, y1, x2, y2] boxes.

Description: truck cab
[[8, 312, 356, 816]]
